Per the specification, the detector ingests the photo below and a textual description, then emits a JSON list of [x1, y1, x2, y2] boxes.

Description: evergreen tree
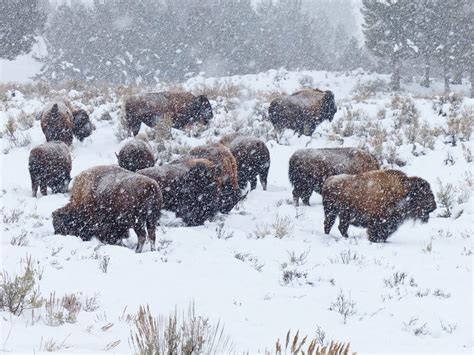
[[0, 0, 47, 60], [361, 0, 417, 90]]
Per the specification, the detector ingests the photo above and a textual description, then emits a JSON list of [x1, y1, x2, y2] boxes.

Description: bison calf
[[116, 134, 155, 172], [289, 147, 379, 206], [138, 158, 220, 226], [29, 141, 72, 197], [52, 165, 162, 252], [219, 133, 270, 191], [269, 88, 337, 136], [124, 91, 213, 135], [322, 169, 437, 242]]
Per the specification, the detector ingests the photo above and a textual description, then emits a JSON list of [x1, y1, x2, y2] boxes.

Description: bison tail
[[51, 103, 59, 116]]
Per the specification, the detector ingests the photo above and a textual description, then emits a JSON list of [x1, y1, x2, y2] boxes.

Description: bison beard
[[322, 170, 437, 242], [52, 166, 162, 253]]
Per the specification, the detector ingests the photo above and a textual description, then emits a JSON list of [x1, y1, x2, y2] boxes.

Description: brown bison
[[116, 134, 155, 172], [289, 148, 379, 206], [52, 165, 162, 253], [219, 133, 270, 191], [268, 88, 337, 136], [138, 158, 220, 226], [184, 143, 242, 214], [322, 169, 437, 242], [39, 99, 94, 145], [124, 91, 213, 135], [29, 141, 72, 197]]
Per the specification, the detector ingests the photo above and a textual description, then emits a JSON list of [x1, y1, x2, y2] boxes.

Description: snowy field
[[0, 69, 472, 353]]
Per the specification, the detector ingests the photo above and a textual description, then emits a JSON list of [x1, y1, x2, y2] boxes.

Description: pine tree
[[0, 0, 47, 60], [361, 0, 417, 90]]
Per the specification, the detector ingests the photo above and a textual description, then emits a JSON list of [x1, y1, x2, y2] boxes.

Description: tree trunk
[[443, 61, 450, 93], [471, 61, 473, 98], [421, 54, 430, 88], [452, 70, 462, 85], [391, 58, 401, 91]]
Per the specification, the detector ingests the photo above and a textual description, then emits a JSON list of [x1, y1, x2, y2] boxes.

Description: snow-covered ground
[[0, 69, 472, 353]]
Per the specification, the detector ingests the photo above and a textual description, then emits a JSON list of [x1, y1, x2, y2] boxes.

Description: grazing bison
[[184, 143, 242, 214], [268, 88, 337, 136], [124, 91, 213, 135], [322, 170, 437, 242], [289, 148, 379, 206], [40, 100, 75, 145], [39, 99, 94, 144], [29, 141, 72, 197], [219, 133, 270, 191], [52, 165, 162, 252], [138, 158, 220, 226], [72, 108, 95, 141], [116, 134, 155, 172]]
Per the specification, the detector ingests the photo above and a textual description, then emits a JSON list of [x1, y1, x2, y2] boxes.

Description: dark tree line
[[362, 0, 473, 93], [34, 0, 369, 85]]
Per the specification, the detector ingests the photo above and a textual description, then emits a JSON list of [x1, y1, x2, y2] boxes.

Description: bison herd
[[27, 88, 437, 252]]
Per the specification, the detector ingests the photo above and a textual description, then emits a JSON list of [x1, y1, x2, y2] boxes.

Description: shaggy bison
[[322, 169, 437, 242], [124, 91, 213, 135], [289, 148, 379, 206], [52, 165, 162, 252], [39, 99, 94, 145], [185, 143, 242, 214], [116, 134, 155, 172], [138, 158, 220, 226], [268, 88, 337, 136], [29, 141, 72, 197], [219, 133, 270, 191]]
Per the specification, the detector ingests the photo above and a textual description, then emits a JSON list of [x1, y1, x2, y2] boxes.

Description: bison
[[138, 158, 220, 226], [219, 133, 270, 191], [124, 91, 213, 135], [116, 134, 155, 172], [322, 169, 437, 242], [184, 143, 242, 214], [39, 99, 94, 145], [289, 148, 380, 206], [52, 165, 162, 253], [268, 88, 337, 136], [29, 141, 72, 197]]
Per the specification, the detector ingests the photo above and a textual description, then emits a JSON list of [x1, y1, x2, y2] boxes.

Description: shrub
[[193, 80, 241, 100], [329, 290, 356, 324], [130, 303, 233, 354], [272, 215, 294, 239], [436, 180, 456, 218]]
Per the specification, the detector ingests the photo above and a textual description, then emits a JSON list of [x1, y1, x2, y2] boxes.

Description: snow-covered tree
[[0, 0, 47, 60]]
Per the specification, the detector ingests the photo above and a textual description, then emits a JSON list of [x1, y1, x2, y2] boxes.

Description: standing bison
[[184, 143, 242, 214], [124, 91, 213, 135], [52, 165, 162, 253], [39, 99, 94, 145], [289, 148, 379, 206], [322, 170, 437, 242], [116, 134, 155, 172], [219, 133, 270, 191], [138, 158, 220, 226], [29, 141, 72, 197], [268, 88, 337, 136]]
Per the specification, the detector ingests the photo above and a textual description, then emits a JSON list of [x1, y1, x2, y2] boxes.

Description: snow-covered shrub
[[84, 293, 100, 312], [10, 230, 28, 247], [272, 215, 294, 239], [130, 303, 233, 354], [16, 111, 35, 130], [298, 74, 314, 88], [44, 292, 82, 326], [391, 95, 419, 128], [352, 78, 388, 101], [0, 257, 43, 316], [436, 180, 456, 218], [193, 80, 241, 100], [269, 329, 353, 355], [329, 290, 357, 324]]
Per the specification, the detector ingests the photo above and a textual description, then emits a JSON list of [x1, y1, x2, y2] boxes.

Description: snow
[[0, 69, 472, 353]]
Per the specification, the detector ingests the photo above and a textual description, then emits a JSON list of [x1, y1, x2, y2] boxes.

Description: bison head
[[406, 177, 437, 222], [52, 206, 85, 237], [72, 109, 95, 141], [192, 95, 213, 125], [50, 173, 72, 194], [321, 90, 337, 122]]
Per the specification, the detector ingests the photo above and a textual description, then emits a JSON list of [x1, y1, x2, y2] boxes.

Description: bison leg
[[146, 218, 157, 252], [134, 223, 147, 253], [368, 221, 391, 243], [338, 211, 350, 238], [40, 183, 47, 196], [31, 179, 39, 198], [250, 176, 258, 191], [323, 208, 337, 235], [128, 119, 141, 136]]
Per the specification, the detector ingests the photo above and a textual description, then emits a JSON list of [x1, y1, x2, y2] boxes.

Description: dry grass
[[268, 330, 355, 355], [130, 303, 233, 354], [193, 80, 241, 100]]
